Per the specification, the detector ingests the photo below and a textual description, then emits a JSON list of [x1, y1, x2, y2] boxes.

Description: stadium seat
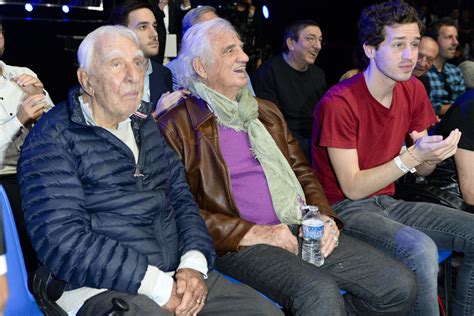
[[1, 185, 43, 316]]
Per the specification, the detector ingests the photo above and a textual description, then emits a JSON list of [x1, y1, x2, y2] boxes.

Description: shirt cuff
[[177, 250, 208, 279], [138, 265, 174, 306], [13, 116, 25, 129], [0, 255, 7, 275], [180, 4, 191, 10]]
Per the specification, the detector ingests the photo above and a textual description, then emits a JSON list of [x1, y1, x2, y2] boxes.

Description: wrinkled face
[[127, 8, 158, 58], [437, 25, 458, 60], [289, 25, 323, 67], [202, 30, 249, 100], [413, 37, 439, 77], [368, 23, 420, 83], [88, 35, 146, 122]]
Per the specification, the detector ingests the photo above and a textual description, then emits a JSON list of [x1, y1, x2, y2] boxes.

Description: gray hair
[[177, 18, 238, 88], [182, 6, 217, 36], [459, 60, 474, 89], [77, 25, 139, 72]]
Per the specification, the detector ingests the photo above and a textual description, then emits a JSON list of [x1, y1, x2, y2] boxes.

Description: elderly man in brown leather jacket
[[157, 18, 417, 315]]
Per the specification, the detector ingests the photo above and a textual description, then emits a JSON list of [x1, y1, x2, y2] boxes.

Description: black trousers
[[77, 271, 283, 316]]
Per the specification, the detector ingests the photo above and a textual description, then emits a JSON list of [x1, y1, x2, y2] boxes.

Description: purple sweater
[[218, 126, 280, 225]]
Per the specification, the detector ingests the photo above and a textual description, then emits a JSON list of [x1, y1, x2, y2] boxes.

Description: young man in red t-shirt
[[312, 1, 474, 315]]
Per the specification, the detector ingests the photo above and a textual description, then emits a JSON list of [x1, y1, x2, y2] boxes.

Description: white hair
[[77, 25, 139, 72], [176, 18, 239, 89]]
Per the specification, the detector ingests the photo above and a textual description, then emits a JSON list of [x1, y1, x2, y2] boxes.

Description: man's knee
[[288, 269, 345, 314], [396, 227, 439, 276]]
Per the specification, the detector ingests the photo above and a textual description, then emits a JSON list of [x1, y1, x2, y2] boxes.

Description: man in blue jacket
[[18, 25, 281, 316]]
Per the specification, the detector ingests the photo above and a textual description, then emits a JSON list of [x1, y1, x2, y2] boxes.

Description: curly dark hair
[[282, 20, 321, 53], [358, 0, 423, 48]]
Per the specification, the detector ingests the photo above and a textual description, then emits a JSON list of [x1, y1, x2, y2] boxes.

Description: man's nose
[[314, 40, 322, 50], [403, 47, 415, 59], [239, 48, 249, 63], [126, 63, 140, 83], [150, 27, 158, 39]]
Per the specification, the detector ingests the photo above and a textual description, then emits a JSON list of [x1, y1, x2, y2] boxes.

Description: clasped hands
[[239, 215, 340, 258], [163, 268, 207, 316]]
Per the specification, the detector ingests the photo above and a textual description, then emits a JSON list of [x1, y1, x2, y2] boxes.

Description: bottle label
[[302, 219, 324, 239]]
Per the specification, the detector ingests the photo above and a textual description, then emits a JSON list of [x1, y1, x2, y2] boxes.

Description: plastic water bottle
[[301, 205, 325, 267]]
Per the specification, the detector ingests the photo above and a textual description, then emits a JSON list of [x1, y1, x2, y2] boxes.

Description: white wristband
[[394, 156, 416, 174]]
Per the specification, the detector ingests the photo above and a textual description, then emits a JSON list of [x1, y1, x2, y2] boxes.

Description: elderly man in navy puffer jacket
[[17, 25, 281, 316]]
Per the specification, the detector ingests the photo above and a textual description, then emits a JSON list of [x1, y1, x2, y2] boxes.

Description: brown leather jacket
[[158, 96, 342, 255]]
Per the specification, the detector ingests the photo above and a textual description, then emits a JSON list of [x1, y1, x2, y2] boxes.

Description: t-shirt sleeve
[[316, 92, 357, 149], [252, 61, 279, 106], [408, 78, 438, 133]]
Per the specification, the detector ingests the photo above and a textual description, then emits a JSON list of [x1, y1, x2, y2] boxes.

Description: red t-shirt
[[312, 73, 437, 205]]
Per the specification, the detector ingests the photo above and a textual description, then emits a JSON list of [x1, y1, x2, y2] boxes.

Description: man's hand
[[239, 224, 298, 255], [319, 215, 340, 258], [162, 281, 182, 314], [174, 268, 207, 315], [13, 74, 44, 96], [16, 94, 47, 126], [410, 129, 461, 163], [152, 89, 190, 119]]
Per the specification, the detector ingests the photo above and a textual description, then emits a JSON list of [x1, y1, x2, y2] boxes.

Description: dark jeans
[[333, 195, 474, 315], [217, 233, 416, 315], [0, 174, 38, 273], [77, 271, 283, 315]]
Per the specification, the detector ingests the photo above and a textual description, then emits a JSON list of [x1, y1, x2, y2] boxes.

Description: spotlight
[[62, 5, 70, 13], [25, 3, 33, 12], [262, 5, 269, 19]]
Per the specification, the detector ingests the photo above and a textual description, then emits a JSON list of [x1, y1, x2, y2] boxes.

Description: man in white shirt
[[0, 17, 53, 274]]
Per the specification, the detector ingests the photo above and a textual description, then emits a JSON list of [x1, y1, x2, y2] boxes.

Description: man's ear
[[286, 37, 295, 51], [77, 68, 94, 96], [363, 43, 376, 59], [192, 57, 207, 79]]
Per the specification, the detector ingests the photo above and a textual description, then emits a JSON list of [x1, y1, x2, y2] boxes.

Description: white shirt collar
[[78, 95, 131, 130]]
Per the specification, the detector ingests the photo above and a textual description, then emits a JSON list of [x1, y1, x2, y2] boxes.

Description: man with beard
[[426, 18, 466, 116], [253, 20, 326, 162], [110, 0, 187, 118]]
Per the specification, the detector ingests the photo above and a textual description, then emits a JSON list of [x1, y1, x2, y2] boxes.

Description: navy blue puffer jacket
[[18, 86, 216, 293]]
